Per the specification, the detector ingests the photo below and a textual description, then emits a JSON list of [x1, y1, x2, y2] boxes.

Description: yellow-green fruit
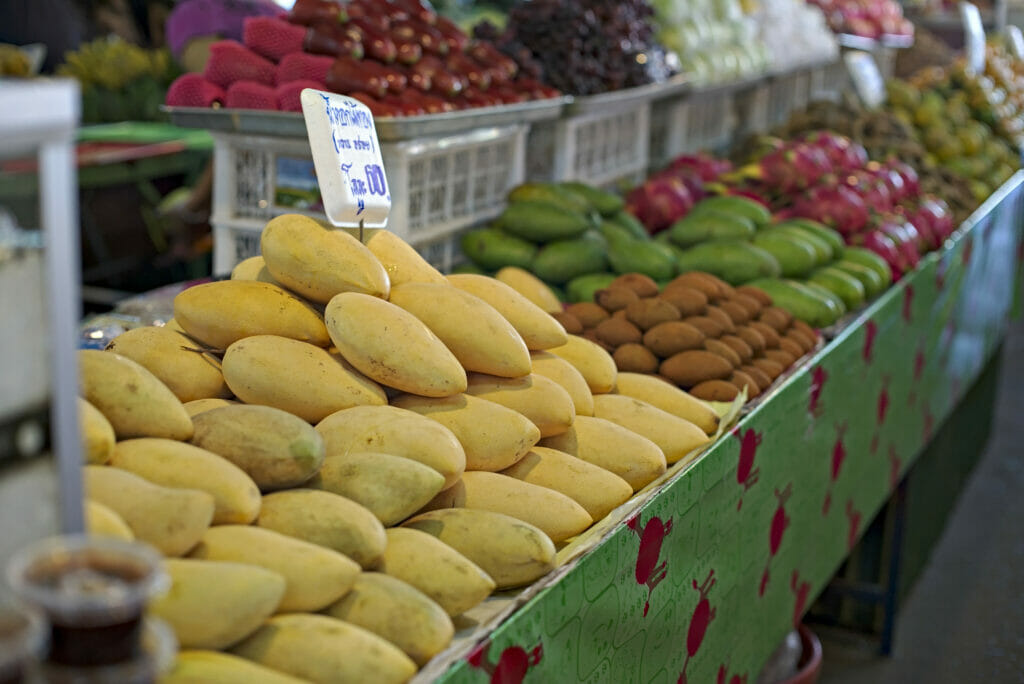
[[79, 398, 114, 465], [325, 292, 466, 397], [446, 274, 568, 350], [529, 350, 595, 416], [379, 528, 495, 617], [79, 350, 193, 441], [257, 489, 386, 569], [229, 256, 280, 285], [182, 398, 236, 417], [230, 614, 416, 684], [613, 372, 719, 435], [403, 508, 556, 589], [388, 282, 532, 378], [222, 335, 386, 423], [173, 280, 330, 349], [190, 405, 325, 491], [464, 372, 575, 438], [84, 499, 133, 541], [592, 394, 710, 465], [316, 405, 465, 489], [188, 525, 359, 613], [547, 335, 617, 394], [106, 326, 231, 403], [494, 266, 562, 313], [307, 450, 445, 526], [458, 471, 592, 542], [540, 416, 666, 491], [84, 465, 213, 556], [324, 572, 454, 667], [151, 559, 285, 650], [345, 227, 447, 287], [110, 438, 260, 525], [261, 214, 390, 303], [162, 650, 307, 684], [390, 393, 540, 471], [500, 446, 633, 521]]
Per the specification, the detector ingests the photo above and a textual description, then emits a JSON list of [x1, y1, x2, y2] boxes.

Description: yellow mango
[[164, 318, 187, 335], [163, 651, 307, 684], [110, 438, 261, 525], [417, 478, 466, 514], [446, 274, 567, 350], [325, 292, 466, 397], [539, 416, 666, 491], [403, 508, 556, 589], [151, 559, 285, 650], [261, 214, 390, 302], [500, 446, 633, 521], [79, 350, 193, 441], [346, 227, 446, 286], [547, 335, 617, 394], [191, 405, 325, 491], [79, 397, 114, 465], [106, 326, 230, 403], [183, 398, 236, 417], [84, 465, 213, 556], [464, 373, 574, 438], [379, 528, 495, 617], [388, 282, 531, 378], [223, 335, 386, 423], [316, 405, 465, 489], [257, 489, 386, 569], [494, 266, 562, 314], [325, 572, 453, 667], [459, 471, 592, 543], [308, 450, 445, 526], [592, 394, 710, 465], [230, 614, 416, 684], [229, 255, 280, 285], [530, 351, 595, 416], [174, 280, 330, 349], [189, 525, 359, 613], [614, 372, 720, 435], [84, 499, 133, 541], [390, 394, 539, 472]]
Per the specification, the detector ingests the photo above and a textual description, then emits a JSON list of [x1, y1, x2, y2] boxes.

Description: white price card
[[1006, 25, 1024, 59], [960, 2, 986, 75], [301, 89, 391, 228], [844, 51, 886, 109]]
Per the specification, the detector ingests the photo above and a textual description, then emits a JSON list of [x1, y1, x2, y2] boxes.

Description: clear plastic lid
[[36, 617, 177, 684], [5, 535, 168, 628]]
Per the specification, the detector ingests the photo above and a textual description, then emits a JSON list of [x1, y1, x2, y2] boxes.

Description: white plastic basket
[[735, 82, 771, 135], [649, 91, 736, 169], [210, 125, 527, 275]]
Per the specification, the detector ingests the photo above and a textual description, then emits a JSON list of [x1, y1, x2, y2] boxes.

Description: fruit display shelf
[[413, 170, 1024, 683]]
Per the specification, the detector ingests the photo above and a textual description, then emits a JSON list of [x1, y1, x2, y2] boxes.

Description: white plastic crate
[[735, 82, 771, 135], [211, 125, 527, 275], [649, 91, 736, 168], [809, 62, 850, 102]]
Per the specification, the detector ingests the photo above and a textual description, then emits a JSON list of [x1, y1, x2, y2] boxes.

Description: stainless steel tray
[[165, 95, 571, 142]]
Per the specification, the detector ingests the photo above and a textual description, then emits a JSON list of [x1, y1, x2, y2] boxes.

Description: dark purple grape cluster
[[488, 0, 672, 95]]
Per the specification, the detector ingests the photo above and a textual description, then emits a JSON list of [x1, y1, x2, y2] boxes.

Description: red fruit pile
[[165, 0, 561, 115], [806, 0, 913, 40]]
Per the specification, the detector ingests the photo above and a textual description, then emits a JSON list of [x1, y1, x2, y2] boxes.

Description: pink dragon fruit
[[887, 160, 920, 199], [665, 154, 732, 182], [801, 131, 868, 172], [792, 184, 870, 236], [875, 214, 922, 271], [845, 169, 893, 213], [625, 174, 695, 234], [851, 229, 904, 279]]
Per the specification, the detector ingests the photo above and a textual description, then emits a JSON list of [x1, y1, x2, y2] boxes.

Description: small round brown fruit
[[685, 316, 725, 339], [566, 302, 610, 329], [690, 380, 740, 402], [613, 343, 659, 373], [706, 306, 737, 334], [594, 317, 643, 348], [658, 287, 709, 317], [735, 285, 773, 307], [625, 298, 681, 331], [748, 321, 781, 348], [704, 339, 741, 368], [717, 300, 750, 325], [643, 321, 706, 358], [610, 273, 660, 298], [739, 365, 772, 391], [735, 326, 766, 353], [595, 287, 640, 313], [719, 335, 754, 363], [551, 311, 583, 335], [730, 371, 761, 398]]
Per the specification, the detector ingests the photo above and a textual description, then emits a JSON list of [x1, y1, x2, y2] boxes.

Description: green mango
[[765, 225, 833, 264], [747, 278, 841, 328], [607, 211, 650, 241], [648, 241, 679, 273], [598, 219, 638, 245], [808, 267, 866, 311], [607, 240, 676, 281], [566, 272, 618, 303], [533, 237, 609, 284], [668, 212, 756, 247], [558, 182, 625, 216], [460, 228, 537, 271], [751, 233, 818, 278], [802, 281, 848, 318], [450, 261, 488, 275], [689, 195, 772, 226], [841, 247, 892, 288], [785, 219, 845, 254], [832, 260, 884, 298], [674, 240, 781, 285], [507, 182, 592, 215], [496, 200, 593, 243]]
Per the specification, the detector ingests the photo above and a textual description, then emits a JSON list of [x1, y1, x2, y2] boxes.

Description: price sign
[[301, 89, 391, 228], [844, 51, 886, 109], [1006, 25, 1024, 59], [960, 2, 986, 75]]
